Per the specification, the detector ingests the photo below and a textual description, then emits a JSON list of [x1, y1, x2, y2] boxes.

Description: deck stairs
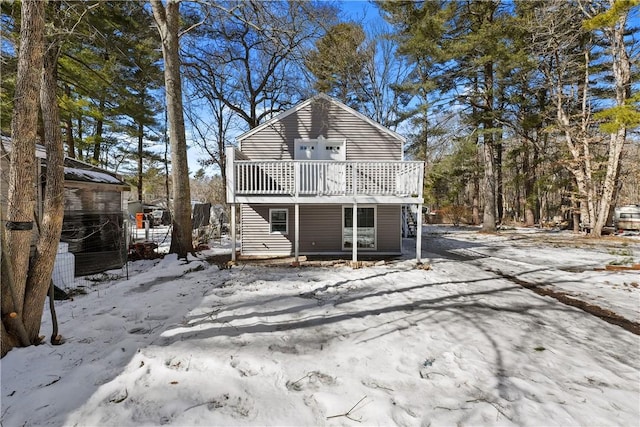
[[402, 205, 417, 238]]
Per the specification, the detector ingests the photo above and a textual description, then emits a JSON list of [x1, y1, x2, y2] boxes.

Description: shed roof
[[62, 158, 128, 188], [2, 135, 128, 189]]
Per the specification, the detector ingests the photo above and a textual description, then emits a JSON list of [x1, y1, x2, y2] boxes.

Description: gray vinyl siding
[[376, 205, 401, 252], [298, 205, 343, 252], [240, 97, 402, 161], [241, 203, 401, 255], [241, 204, 293, 255], [299, 204, 401, 253]]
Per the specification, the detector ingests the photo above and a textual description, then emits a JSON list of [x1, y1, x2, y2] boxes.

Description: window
[[269, 208, 288, 234], [343, 206, 376, 249], [294, 138, 346, 161], [620, 213, 640, 219]]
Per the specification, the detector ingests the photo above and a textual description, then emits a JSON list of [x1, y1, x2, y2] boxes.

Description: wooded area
[[0, 0, 638, 354]]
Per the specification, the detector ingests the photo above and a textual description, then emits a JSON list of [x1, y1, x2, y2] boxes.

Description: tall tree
[[151, 0, 193, 258], [382, 0, 519, 231], [526, 0, 638, 236], [42, 2, 164, 172], [114, 5, 164, 202], [0, 3, 19, 135], [1, 0, 54, 355], [57, 4, 121, 165], [184, 0, 335, 130], [378, 1, 447, 211], [184, 93, 234, 200], [305, 22, 371, 108], [583, 0, 639, 235], [182, 0, 335, 195], [360, 23, 411, 129], [25, 1, 66, 345]]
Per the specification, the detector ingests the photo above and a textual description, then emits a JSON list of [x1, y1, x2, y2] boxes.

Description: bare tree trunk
[[556, 50, 594, 232], [522, 135, 538, 227], [217, 108, 227, 200], [24, 36, 65, 341], [64, 84, 75, 158], [151, 0, 193, 258], [92, 96, 105, 165], [76, 115, 83, 159], [578, 51, 597, 230], [137, 120, 144, 202], [495, 132, 503, 224], [482, 135, 497, 232], [472, 174, 480, 225], [572, 193, 581, 233], [472, 135, 481, 225], [482, 60, 497, 233], [1, 0, 45, 353], [593, 6, 631, 235], [1, 229, 30, 355]]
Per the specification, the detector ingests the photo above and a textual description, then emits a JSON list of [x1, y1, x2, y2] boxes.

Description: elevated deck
[[226, 149, 424, 204]]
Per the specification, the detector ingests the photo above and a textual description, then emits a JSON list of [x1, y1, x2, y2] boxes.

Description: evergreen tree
[[305, 22, 372, 108], [381, 0, 521, 231], [151, 0, 194, 258]]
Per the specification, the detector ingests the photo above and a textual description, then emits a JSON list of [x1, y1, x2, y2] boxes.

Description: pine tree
[[305, 22, 372, 108]]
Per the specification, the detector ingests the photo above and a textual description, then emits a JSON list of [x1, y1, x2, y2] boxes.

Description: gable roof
[[236, 93, 406, 143]]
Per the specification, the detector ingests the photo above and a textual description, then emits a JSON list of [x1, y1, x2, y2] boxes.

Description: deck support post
[[352, 202, 358, 263], [294, 203, 299, 262], [231, 204, 236, 262], [416, 203, 423, 263]]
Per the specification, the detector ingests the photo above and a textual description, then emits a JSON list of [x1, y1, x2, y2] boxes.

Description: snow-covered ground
[[2, 225, 639, 426]]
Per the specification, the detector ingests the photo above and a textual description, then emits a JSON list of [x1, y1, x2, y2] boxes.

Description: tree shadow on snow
[[154, 260, 637, 424]]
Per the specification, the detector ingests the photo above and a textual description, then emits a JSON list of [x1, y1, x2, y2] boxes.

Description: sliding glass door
[[343, 206, 376, 250]]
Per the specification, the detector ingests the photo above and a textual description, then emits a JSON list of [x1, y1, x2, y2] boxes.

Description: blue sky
[[185, 0, 640, 177]]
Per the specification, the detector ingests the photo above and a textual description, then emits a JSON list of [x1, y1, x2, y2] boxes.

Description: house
[[225, 94, 424, 263], [1, 137, 131, 276]]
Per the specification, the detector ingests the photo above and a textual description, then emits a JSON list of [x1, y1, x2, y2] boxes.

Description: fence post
[[416, 203, 423, 263]]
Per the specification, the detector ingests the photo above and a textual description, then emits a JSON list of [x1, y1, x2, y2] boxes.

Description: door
[[294, 137, 346, 195], [317, 137, 346, 195], [294, 139, 319, 193]]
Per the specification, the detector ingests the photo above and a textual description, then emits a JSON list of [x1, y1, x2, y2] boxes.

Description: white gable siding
[[240, 97, 402, 161]]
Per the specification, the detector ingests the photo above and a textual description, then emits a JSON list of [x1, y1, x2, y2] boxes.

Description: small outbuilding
[[1, 137, 131, 276], [60, 157, 130, 275]]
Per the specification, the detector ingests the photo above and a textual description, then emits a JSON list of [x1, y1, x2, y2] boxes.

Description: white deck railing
[[233, 160, 424, 198]]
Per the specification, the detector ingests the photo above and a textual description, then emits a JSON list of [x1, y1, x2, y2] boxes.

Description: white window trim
[[269, 208, 289, 235], [342, 205, 377, 251]]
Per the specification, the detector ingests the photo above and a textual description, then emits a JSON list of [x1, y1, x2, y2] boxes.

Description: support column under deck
[[294, 203, 299, 262], [231, 204, 236, 262], [416, 203, 423, 263], [352, 202, 358, 263]]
